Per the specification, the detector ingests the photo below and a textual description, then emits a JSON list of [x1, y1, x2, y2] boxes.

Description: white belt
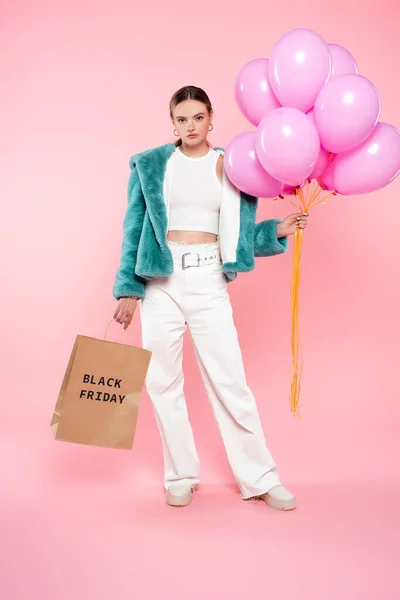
[[171, 248, 221, 270]]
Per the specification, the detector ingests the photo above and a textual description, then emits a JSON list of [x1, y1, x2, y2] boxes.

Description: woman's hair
[[169, 86, 213, 146]]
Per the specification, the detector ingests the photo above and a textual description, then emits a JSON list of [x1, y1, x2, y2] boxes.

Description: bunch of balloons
[[226, 28, 400, 199]]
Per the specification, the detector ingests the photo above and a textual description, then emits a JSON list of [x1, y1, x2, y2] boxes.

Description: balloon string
[[290, 227, 303, 417], [310, 191, 335, 209], [289, 180, 332, 416]]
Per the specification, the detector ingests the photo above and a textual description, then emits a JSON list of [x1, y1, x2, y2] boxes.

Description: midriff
[[167, 230, 218, 245]]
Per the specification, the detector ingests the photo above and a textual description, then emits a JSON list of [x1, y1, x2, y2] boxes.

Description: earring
[[173, 129, 180, 137], [209, 124, 214, 132]]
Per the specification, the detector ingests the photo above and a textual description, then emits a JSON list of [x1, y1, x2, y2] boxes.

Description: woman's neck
[[178, 140, 210, 158]]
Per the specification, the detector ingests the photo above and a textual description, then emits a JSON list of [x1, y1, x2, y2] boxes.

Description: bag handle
[[104, 319, 130, 344]]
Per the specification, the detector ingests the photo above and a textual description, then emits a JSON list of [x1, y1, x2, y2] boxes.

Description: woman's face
[[171, 99, 213, 146]]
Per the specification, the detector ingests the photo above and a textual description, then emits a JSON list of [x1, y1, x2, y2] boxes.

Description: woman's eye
[[196, 116, 203, 121], [178, 119, 185, 123]]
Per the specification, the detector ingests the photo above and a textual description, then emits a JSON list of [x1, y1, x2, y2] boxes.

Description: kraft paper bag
[[51, 334, 151, 450]]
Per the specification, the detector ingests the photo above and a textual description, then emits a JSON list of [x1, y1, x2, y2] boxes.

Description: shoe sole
[[166, 492, 193, 507], [264, 496, 297, 511]]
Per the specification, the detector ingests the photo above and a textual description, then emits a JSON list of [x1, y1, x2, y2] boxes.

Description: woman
[[113, 86, 308, 510]]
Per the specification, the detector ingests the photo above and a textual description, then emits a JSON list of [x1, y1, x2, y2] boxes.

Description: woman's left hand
[[277, 212, 309, 238]]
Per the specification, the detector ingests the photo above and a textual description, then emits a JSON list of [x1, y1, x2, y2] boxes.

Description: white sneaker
[[166, 485, 194, 507], [261, 485, 296, 511]]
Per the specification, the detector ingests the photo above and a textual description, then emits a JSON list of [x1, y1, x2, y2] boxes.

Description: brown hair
[[169, 86, 213, 146]]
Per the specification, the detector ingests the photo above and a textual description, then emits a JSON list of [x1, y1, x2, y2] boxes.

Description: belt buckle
[[182, 252, 200, 270]]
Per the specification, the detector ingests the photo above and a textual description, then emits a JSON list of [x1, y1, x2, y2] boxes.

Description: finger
[[298, 215, 309, 224], [296, 219, 308, 228], [123, 316, 132, 331], [115, 310, 124, 324], [121, 313, 130, 328], [122, 311, 134, 325], [113, 305, 120, 319]]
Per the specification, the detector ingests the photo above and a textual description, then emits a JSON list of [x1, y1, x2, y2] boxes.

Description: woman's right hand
[[113, 297, 138, 331]]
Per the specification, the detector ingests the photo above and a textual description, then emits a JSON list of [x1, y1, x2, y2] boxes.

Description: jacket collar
[[133, 144, 176, 249]]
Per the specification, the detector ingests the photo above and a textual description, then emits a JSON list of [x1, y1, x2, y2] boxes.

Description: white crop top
[[165, 146, 222, 235]]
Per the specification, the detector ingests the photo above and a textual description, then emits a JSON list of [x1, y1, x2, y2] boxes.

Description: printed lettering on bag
[[80, 374, 126, 404]]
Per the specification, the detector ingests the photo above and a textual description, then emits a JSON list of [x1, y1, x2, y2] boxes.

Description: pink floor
[[2, 481, 398, 600]]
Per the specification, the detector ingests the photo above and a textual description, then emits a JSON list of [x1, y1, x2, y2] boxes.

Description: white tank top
[[166, 145, 222, 235]]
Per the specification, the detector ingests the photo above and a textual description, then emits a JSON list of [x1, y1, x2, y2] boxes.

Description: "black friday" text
[[80, 374, 126, 404]]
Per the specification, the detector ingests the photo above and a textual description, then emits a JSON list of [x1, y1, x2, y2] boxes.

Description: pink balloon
[[269, 28, 331, 112], [314, 74, 380, 153], [306, 110, 333, 179], [309, 147, 331, 179], [319, 161, 336, 191], [256, 107, 321, 186], [225, 132, 284, 198], [332, 122, 400, 195], [234, 58, 281, 127], [306, 109, 315, 124], [328, 44, 358, 78]]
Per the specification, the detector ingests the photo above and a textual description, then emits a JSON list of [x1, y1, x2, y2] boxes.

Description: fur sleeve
[[113, 167, 147, 300], [254, 218, 288, 258]]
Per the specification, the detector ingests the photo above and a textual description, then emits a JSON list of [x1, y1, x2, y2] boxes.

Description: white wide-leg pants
[[140, 242, 281, 499]]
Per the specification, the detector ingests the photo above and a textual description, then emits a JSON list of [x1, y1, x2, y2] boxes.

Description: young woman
[[113, 86, 308, 510]]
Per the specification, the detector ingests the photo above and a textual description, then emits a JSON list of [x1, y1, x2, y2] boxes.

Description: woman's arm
[[254, 218, 289, 257], [113, 166, 147, 300], [254, 212, 309, 257]]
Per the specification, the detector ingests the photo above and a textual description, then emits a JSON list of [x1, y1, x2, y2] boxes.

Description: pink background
[[1, 0, 399, 598]]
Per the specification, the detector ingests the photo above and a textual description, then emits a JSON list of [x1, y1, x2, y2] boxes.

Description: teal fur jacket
[[113, 143, 288, 300]]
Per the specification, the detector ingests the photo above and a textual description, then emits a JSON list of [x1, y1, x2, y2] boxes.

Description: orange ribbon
[[286, 180, 335, 417]]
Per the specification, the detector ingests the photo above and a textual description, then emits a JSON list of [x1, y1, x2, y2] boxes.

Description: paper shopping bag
[[51, 334, 151, 450]]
